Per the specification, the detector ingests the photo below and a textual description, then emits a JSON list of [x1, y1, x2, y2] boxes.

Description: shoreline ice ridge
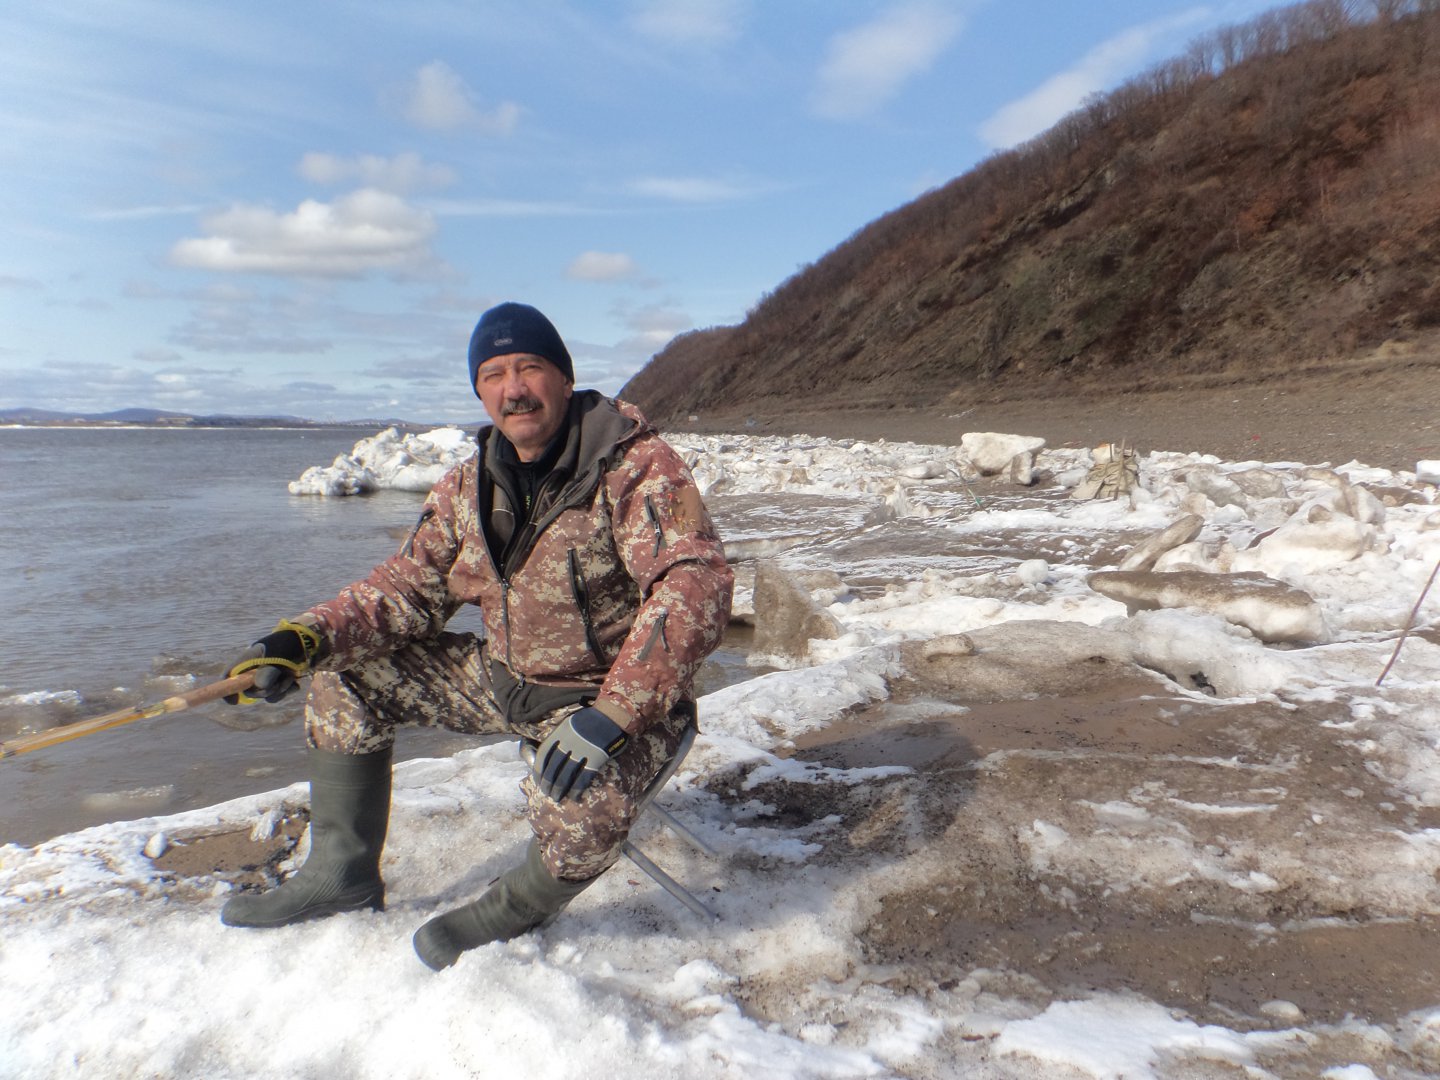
[[288, 426, 474, 496]]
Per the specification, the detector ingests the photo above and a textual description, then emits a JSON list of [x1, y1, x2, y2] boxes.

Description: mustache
[[500, 395, 543, 417]]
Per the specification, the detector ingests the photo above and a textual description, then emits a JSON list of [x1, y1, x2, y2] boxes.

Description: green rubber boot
[[412, 842, 598, 970], [221, 746, 392, 928]]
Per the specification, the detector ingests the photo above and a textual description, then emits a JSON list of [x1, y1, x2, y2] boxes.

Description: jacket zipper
[[567, 548, 604, 661], [644, 495, 666, 557], [501, 580, 523, 686], [475, 403, 640, 579], [475, 413, 639, 685], [637, 608, 669, 661]]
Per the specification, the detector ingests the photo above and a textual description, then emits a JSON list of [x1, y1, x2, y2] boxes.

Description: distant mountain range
[[0, 407, 453, 429]]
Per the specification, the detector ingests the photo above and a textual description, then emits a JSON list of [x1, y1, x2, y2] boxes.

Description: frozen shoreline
[[5, 428, 1440, 1078]]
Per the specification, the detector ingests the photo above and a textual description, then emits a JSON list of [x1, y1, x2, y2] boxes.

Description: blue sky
[[2, 0, 1280, 423]]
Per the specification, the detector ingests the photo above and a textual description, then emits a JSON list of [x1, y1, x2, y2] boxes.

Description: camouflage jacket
[[297, 393, 733, 735]]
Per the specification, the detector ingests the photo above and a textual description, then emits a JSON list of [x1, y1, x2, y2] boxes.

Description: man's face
[[474, 352, 574, 461]]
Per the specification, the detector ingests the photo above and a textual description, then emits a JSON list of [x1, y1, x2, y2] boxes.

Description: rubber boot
[[412, 841, 598, 970], [221, 745, 392, 928]]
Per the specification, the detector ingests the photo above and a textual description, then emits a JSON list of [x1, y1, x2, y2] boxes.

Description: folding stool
[[520, 719, 719, 921]]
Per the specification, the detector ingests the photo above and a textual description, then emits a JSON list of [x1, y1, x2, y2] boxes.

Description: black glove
[[534, 706, 629, 802], [225, 621, 322, 704]]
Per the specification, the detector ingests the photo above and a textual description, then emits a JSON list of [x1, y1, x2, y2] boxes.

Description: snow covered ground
[[5, 427, 1440, 1079]]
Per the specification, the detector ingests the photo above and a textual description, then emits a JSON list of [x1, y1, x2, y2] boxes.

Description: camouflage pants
[[304, 631, 689, 881]]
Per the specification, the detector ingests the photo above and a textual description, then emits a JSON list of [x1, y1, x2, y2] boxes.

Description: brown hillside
[[621, 0, 1440, 424]]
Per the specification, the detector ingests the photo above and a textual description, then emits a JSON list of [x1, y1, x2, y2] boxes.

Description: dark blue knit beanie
[[467, 302, 574, 393]]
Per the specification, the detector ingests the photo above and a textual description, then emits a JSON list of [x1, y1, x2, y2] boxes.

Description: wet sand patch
[[151, 810, 309, 891], [776, 671, 1440, 1030]]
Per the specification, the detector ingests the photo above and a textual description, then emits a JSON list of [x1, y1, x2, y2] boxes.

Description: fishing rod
[[0, 671, 257, 760]]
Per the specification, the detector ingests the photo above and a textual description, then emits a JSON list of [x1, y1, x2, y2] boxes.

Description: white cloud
[[170, 313, 335, 354], [428, 197, 593, 218], [170, 189, 439, 278], [978, 10, 1211, 149], [0, 360, 273, 415], [132, 347, 184, 364], [365, 351, 455, 384], [811, 2, 964, 120], [627, 175, 755, 203], [299, 152, 457, 194], [199, 282, 260, 303], [628, 0, 747, 47], [553, 301, 696, 394], [621, 301, 690, 342], [403, 60, 521, 134], [86, 204, 206, 222], [567, 251, 640, 282]]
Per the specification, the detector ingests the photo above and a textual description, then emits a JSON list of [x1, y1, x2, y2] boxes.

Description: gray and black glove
[[534, 706, 629, 802], [224, 620, 322, 704]]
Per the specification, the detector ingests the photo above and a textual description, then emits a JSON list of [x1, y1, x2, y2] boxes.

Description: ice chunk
[[1185, 464, 1248, 510], [1118, 513, 1205, 572], [1089, 570, 1326, 643], [1012, 558, 1050, 585], [959, 432, 1045, 476], [289, 426, 476, 496], [1228, 467, 1288, 499], [288, 455, 379, 496], [750, 561, 842, 662], [1232, 511, 1376, 576]]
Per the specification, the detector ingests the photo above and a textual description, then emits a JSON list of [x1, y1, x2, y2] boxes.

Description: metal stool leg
[[648, 805, 719, 858], [519, 718, 718, 920], [621, 841, 717, 920]]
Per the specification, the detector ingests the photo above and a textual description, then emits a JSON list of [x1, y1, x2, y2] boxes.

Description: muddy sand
[[679, 360, 1440, 472]]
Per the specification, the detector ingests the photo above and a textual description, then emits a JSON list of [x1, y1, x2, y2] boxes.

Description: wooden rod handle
[[0, 671, 258, 760]]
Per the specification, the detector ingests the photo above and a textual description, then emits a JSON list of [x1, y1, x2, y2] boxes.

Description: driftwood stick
[[1376, 557, 1440, 687], [0, 672, 257, 760]]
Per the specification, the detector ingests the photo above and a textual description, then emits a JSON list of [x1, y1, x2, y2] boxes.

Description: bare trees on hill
[[623, 0, 1440, 419]]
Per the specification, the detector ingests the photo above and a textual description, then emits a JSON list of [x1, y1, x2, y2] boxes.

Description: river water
[[0, 427, 756, 845]]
